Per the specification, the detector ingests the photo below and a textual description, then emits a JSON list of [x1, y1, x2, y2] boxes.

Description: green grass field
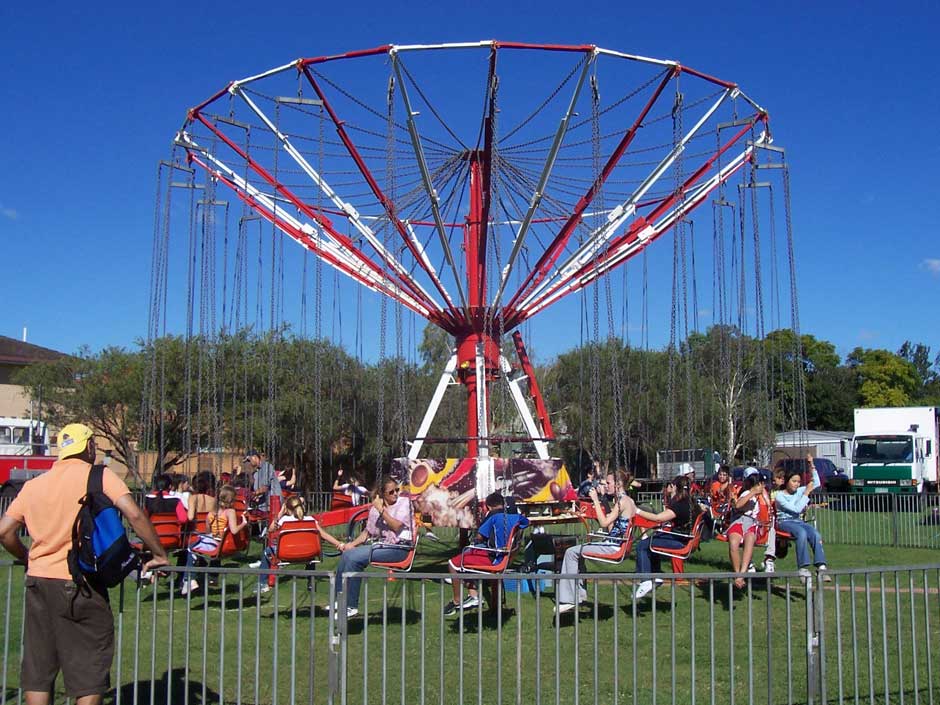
[[1, 521, 939, 705]]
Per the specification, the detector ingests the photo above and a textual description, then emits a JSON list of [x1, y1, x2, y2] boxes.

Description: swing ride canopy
[[173, 41, 773, 344]]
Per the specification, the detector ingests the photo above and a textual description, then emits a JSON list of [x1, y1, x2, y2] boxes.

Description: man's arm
[[114, 495, 169, 570], [0, 515, 28, 564]]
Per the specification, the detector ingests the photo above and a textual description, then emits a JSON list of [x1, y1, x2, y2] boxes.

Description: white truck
[[850, 407, 940, 494]]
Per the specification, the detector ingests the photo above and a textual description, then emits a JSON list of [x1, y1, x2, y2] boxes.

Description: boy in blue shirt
[[444, 492, 529, 616]]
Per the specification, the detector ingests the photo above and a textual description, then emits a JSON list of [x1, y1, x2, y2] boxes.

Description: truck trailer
[[850, 407, 939, 494]]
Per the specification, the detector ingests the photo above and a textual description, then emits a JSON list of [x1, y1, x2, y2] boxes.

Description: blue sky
[[1, 0, 938, 365]]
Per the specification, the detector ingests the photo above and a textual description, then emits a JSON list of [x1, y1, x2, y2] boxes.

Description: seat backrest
[[330, 492, 354, 510], [687, 511, 707, 551], [218, 522, 250, 556], [489, 523, 525, 572], [149, 512, 184, 550], [276, 520, 323, 563]]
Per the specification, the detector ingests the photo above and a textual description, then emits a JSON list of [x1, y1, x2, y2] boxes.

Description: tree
[[847, 348, 919, 407], [898, 341, 940, 404]]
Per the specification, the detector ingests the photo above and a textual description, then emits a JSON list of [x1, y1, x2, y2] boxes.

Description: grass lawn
[[1, 523, 938, 705]]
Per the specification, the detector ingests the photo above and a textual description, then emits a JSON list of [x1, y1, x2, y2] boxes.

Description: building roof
[[0, 336, 67, 366], [775, 429, 852, 446]]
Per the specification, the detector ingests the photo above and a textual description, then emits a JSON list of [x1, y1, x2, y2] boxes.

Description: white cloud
[[920, 258, 940, 276], [0, 204, 17, 220]]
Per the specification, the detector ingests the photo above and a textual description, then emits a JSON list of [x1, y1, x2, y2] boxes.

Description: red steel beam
[[189, 112, 454, 328], [505, 66, 677, 314], [506, 113, 764, 328], [188, 154, 440, 323], [512, 331, 555, 439]]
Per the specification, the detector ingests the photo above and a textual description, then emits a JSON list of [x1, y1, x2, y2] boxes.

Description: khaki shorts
[[21, 576, 114, 698]]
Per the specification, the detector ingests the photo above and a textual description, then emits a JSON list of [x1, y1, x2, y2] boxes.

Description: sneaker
[[633, 580, 654, 600], [763, 559, 775, 574], [443, 601, 458, 617], [254, 584, 271, 595], [345, 607, 360, 619], [747, 562, 757, 573], [248, 560, 262, 569], [459, 594, 480, 610], [654, 578, 664, 585], [554, 602, 576, 615], [817, 564, 833, 583], [798, 568, 812, 580], [181, 579, 199, 596]]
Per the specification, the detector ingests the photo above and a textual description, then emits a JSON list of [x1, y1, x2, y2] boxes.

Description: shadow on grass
[[445, 606, 521, 632], [110, 667, 222, 704]]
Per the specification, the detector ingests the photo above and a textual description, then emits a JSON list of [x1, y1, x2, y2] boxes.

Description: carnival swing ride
[[149, 41, 802, 528]]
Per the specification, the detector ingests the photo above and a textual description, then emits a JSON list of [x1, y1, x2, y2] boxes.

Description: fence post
[[806, 576, 821, 705], [891, 493, 900, 547]]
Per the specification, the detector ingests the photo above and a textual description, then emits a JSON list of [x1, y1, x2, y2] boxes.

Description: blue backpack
[[68, 465, 138, 588]]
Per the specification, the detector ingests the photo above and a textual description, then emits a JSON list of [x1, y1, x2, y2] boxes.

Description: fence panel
[[1, 564, 938, 704]]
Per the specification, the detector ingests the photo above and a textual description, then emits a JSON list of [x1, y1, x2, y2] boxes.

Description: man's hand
[[587, 487, 599, 502], [144, 553, 170, 572], [115, 495, 170, 566]]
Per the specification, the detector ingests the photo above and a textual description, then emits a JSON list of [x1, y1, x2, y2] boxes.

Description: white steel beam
[[499, 356, 550, 460], [391, 50, 469, 313], [491, 50, 596, 313], [406, 353, 459, 460], [230, 87, 445, 316]]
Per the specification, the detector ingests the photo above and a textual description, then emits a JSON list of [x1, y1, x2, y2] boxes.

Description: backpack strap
[[88, 464, 105, 496]]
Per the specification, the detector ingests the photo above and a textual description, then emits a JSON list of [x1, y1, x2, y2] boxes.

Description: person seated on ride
[[145, 473, 189, 523], [709, 465, 733, 513], [577, 463, 599, 499], [760, 467, 787, 573], [181, 485, 250, 595], [443, 491, 529, 616], [556, 469, 637, 614], [333, 468, 369, 506], [188, 471, 217, 521], [775, 454, 830, 581], [171, 473, 192, 512], [334, 474, 413, 618], [632, 475, 701, 599], [726, 469, 769, 588], [255, 494, 342, 593]]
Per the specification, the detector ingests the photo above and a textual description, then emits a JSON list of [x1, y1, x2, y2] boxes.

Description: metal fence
[[2, 561, 938, 705], [633, 492, 940, 550]]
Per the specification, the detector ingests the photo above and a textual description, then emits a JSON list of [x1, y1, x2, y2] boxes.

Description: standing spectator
[[245, 449, 283, 516], [0, 423, 168, 704], [333, 475, 413, 618]]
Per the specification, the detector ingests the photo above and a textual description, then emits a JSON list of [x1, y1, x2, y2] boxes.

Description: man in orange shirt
[[0, 423, 168, 705]]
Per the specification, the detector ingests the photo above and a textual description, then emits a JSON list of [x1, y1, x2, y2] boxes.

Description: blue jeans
[[335, 545, 410, 609], [778, 520, 826, 569], [635, 535, 690, 574]]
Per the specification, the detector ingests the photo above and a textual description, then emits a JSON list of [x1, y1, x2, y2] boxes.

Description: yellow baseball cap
[[58, 423, 94, 459]]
